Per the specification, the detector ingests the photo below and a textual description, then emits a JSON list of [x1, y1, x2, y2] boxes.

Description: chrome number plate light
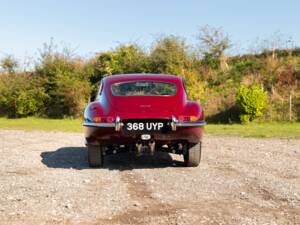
[[141, 134, 151, 140]]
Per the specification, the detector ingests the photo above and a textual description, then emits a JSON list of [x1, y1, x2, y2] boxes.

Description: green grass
[[0, 117, 299, 138], [205, 123, 300, 138], [0, 117, 83, 133]]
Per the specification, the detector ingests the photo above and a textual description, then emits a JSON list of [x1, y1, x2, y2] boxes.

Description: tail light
[[93, 116, 114, 123], [178, 115, 199, 122]]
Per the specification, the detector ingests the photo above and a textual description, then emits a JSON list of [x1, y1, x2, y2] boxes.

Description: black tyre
[[183, 142, 202, 167], [87, 145, 103, 168]]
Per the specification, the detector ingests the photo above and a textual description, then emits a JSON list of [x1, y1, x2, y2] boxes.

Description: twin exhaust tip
[[135, 140, 155, 156]]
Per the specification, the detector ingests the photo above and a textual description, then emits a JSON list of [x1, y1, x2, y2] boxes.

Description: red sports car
[[83, 74, 206, 167]]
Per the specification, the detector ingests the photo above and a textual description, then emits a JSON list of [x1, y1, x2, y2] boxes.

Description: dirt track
[[0, 130, 299, 225]]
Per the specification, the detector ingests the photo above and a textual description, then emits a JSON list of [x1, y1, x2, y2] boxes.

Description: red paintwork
[[84, 74, 204, 146]]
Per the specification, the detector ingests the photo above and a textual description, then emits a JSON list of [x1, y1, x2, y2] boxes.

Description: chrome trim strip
[[176, 121, 207, 127], [82, 122, 115, 127]]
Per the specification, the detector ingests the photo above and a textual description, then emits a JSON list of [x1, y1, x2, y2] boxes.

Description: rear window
[[111, 81, 177, 96]]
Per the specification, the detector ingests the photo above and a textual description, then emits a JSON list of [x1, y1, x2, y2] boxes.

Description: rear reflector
[[93, 116, 114, 123], [93, 117, 102, 123], [178, 115, 199, 122]]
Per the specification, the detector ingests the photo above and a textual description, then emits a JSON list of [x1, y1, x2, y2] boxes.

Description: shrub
[[201, 53, 220, 70], [16, 89, 47, 116], [0, 73, 47, 117], [0, 55, 18, 74], [35, 49, 91, 118], [232, 59, 262, 75], [236, 85, 267, 123], [149, 36, 190, 75], [180, 70, 206, 102]]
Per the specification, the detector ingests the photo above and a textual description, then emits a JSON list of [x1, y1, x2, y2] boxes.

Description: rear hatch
[[108, 80, 183, 116], [109, 96, 181, 114]]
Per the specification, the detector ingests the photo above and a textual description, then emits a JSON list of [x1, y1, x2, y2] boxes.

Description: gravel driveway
[[0, 130, 299, 225]]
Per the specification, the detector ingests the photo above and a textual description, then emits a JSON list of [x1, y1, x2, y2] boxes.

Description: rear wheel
[[183, 142, 201, 167], [87, 145, 103, 168]]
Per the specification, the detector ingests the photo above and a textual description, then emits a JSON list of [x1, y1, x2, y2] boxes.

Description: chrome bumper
[[83, 116, 123, 131], [83, 122, 115, 128], [83, 116, 206, 131], [170, 116, 206, 131], [176, 121, 207, 127]]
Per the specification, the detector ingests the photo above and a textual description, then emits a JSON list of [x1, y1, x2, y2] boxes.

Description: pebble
[[83, 179, 90, 183], [239, 192, 248, 200], [65, 203, 72, 209]]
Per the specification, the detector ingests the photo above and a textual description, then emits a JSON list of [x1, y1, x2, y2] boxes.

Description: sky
[[0, 0, 300, 62]]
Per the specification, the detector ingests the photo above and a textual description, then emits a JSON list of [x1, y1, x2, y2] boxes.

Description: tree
[[198, 25, 231, 71], [0, 55, 18, 74], [149, 36, 191, 75], [89, 44, 148, 99], [94, 44, 148, 77], [35, 41, 91, 117]]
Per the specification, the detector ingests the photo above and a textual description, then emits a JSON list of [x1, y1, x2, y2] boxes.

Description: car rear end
[[83, 74, 206, 167]]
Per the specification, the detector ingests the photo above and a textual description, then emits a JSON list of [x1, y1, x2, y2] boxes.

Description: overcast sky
[[0, 0, 299, 61]]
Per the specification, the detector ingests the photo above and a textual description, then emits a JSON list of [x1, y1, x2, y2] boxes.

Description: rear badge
[[141, 134, 151, 140]]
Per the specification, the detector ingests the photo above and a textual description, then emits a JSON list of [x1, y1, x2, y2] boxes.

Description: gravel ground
[[0, 130, 299, 225]]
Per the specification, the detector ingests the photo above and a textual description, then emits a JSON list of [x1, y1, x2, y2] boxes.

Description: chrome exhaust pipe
[[135, 141, 142, 157], [149, 140, 155, 156]]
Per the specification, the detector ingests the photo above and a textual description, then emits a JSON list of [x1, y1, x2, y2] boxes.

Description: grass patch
[[0, 117, 83, 133], [0, 117, 299, 138], [205, 123, 300, 138]]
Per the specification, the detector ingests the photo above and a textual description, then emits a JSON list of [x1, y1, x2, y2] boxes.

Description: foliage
[[201, 53, 220, 70], [0, 73, 47, 117], [231, 59, 262, 75], [0, 55, 18, 74], [93, 44, 148, 77], [181, 70, 206, 102], [89, 44, 148, 99], [236, 85, 268, 123], [35, 43, 91, 117], [149, 36, 190, 75], [16, 89, 47, 116]]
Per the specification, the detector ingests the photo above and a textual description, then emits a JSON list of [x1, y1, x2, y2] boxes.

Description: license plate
[[126, 122, 164, 131], [123, 119, 168, 133]]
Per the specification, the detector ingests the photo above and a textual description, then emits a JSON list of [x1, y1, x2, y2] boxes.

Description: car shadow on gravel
[[41, 147, 184, 170]]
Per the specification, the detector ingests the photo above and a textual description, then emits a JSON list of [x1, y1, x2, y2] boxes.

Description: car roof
[[102, 74, 183, 84]]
